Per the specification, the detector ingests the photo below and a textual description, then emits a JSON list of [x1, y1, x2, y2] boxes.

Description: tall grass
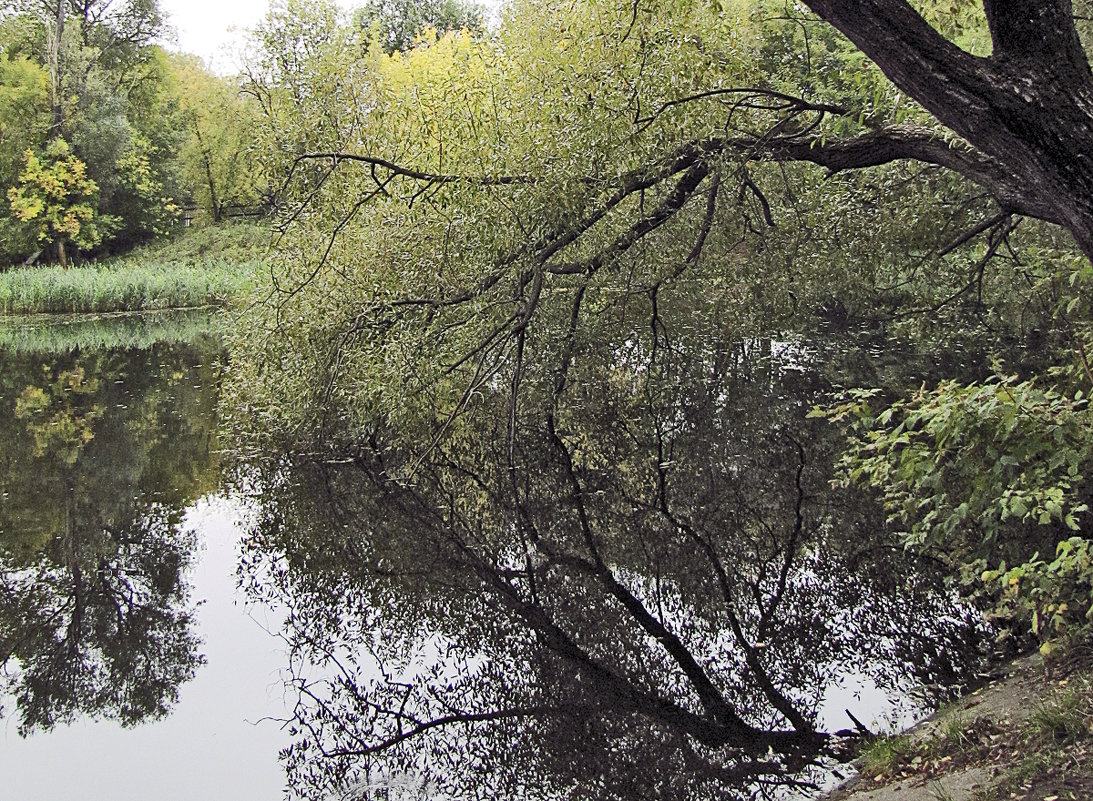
[[0, 259, 260, 314], [0, 222, 270, 315]]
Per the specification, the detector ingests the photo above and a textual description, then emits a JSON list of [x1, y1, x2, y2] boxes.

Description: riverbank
[[0, 223, 270, 314], [827, 651, 1093, 801]]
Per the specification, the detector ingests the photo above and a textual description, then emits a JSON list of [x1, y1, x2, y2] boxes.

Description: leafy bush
[[980, 538, 1093, 649], [816, 376, 1092, 553], [815, 375, 1093, 646]]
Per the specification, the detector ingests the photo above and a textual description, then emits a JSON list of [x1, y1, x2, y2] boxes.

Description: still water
[[0, 315, 988, 800], [0, 323, 290, 799]]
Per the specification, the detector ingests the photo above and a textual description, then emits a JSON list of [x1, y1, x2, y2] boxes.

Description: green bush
[[816, 374, 1093, 648], [981, 538, 1093, 649]]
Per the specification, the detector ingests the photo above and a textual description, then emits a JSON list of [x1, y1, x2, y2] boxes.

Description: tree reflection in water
[[238, 326, 987, 801], [0, 341, 220, 734]]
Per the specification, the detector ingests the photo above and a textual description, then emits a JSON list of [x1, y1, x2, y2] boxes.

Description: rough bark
[[800, 0, 1093, 260]]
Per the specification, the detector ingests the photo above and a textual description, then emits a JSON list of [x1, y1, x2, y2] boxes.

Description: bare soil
[[823, 652, 1093, 801]]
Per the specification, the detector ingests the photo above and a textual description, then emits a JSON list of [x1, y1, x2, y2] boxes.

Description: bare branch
[[292, 152, 532, 186]]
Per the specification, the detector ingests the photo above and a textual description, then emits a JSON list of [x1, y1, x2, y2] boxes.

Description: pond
[[0, 313, 290, 799], [0, 312, 990, 800]]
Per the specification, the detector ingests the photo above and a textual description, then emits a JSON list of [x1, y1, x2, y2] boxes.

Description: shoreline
[[821, 651, 1092, 801]]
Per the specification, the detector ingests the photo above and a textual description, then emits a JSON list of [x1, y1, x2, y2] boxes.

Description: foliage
[[357, 0, 485, 55], [981, 538, 1093, 649], [818, 372, 1093, 646], [819, 376, 1092, 554], [110, 132, 181, 238], [240, 0, 364, 204], [63, 30, 188, 251], [7, 138, 109, 262], [173, 55, 269, 222]]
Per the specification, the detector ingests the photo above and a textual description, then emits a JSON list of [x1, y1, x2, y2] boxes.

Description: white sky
[[157, 0, 355, 71], [158, 0, 502, 72]]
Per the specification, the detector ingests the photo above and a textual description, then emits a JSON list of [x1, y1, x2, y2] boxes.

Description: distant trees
[[0, 0, 177, 263], [357, 0, 484, 54], [173, 55, 267, 223], [0, 0, 269, 266], [0, 0, 499, 266]]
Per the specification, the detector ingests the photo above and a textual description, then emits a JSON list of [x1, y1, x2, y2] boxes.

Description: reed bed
[[0, 259, 259, 315]]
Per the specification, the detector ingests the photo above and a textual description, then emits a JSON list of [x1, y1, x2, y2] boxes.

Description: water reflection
[[236, 331, 988, 800], [0, 339, 223, 734]]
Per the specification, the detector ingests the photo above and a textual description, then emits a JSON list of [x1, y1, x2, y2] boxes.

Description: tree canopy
[[219, 0, 1093, 792]]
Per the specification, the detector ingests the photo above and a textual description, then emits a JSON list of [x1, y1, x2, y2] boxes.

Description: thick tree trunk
[[800, 0, 1093, 261]]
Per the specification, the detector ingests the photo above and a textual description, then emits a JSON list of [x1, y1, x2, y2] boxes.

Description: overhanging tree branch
[[742, 124, 1063, 224], [798, 0, 1093, 259]]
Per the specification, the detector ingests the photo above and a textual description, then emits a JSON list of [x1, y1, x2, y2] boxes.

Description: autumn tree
[[7, 138, 106, 266], [0, 0, 192, 262]]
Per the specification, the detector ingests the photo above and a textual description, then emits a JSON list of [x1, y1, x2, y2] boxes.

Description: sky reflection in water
[[0, 323, 988, 800]]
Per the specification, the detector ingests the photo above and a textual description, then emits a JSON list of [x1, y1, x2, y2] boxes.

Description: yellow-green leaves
[[7, 139, 105, 260], [171, 55, 268, 223]]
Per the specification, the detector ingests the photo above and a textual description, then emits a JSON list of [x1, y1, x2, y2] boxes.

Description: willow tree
[[226, 0, 1092, 787], [230, 0, 1085, 449]]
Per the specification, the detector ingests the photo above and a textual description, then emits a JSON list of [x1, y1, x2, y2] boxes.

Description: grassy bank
[[0, 223, 270, 315], [831, 651, 1093, 801]]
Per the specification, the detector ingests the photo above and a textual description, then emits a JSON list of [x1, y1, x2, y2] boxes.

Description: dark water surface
[[0, 319, 989, 800]]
